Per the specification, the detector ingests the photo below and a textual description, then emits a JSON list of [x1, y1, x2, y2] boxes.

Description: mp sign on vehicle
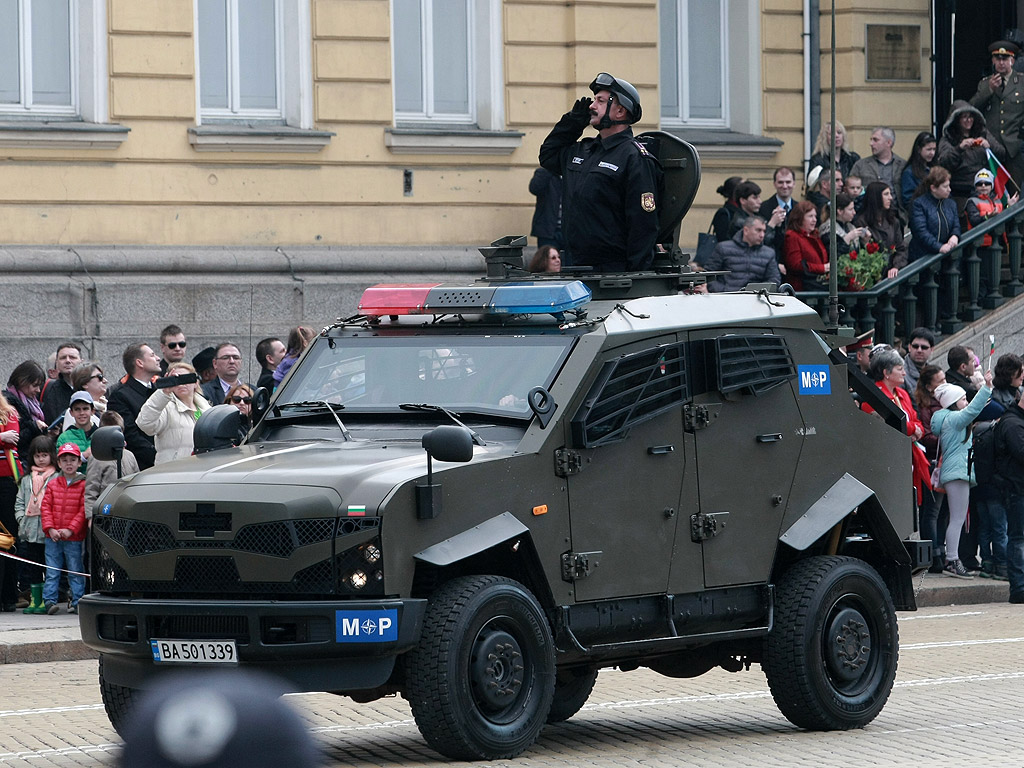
[[798, 365, 831, 395], [335, 609, 399, 642]]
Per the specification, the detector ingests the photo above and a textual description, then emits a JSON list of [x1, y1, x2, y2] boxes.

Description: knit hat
[[57, 443, 82, 458], [935, 382, 966, 409], [974, 169, 995, 186], [119, 671, 319, 768]]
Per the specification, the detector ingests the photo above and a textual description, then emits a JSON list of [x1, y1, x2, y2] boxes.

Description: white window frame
[[194, 0, 313, 128], [660, 0, 730, 128], [391, 0, 504, 130], [0, 0, 108, 122]]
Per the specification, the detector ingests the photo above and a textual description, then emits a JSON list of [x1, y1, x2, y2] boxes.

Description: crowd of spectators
[[0, 324, 310, 615], [856, 330, 1024, 601]]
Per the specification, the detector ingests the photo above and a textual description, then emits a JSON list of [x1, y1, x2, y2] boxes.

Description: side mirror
[[418, 425, 474, 519], [251, 386, 271, 425], [194, 405, 242, 454], [421, 425, 474, 463], [90, 426, 125, 462]]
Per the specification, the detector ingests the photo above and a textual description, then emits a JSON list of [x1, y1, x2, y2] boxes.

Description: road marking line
[[0, 704, 104, 718], [898, 611, 985, 621], [0, 744, 119, 763], [903, 636, 1024, 649]]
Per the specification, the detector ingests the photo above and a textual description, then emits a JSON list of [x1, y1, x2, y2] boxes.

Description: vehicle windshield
[[274, 335, 574, 416]]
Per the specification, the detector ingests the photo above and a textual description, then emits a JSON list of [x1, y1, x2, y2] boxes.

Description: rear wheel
[[403, 575, 556, 759], [547, 666, 598, 723], [763, 556, 898, 730], [98, 656, 137, 736]]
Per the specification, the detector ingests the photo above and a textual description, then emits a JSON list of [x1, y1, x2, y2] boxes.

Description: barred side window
[[571, 342, 689, 448], [715, 335, 795, 395]]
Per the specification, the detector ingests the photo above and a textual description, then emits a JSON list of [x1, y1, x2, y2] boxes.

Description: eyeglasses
[[89, 373, 107, 382], [910, 343, 931, 350], [165, 341, 187, 350], [215, 355, 242, 362], [228, 396, 252, 404]]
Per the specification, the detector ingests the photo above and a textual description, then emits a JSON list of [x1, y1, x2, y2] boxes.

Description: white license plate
[[151, 639, 238, 664]]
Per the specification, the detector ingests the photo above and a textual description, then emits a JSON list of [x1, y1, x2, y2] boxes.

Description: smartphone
[[154, 372, 199, 389]]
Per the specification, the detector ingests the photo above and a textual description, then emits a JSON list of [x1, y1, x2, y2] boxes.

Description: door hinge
[[554, 448, 583, 477], [684, 404, 712, 432], [561, 551, 600, 581], [691, 511, 726, 542]]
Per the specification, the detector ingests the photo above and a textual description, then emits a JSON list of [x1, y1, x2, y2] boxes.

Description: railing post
[[940, 250, 963, 334], [855, 296, 879, 342], [921, 262, 940, 335], [899, 273, 919, 338], [1005, 209, 1024, 297], [876, 292, 896, 344], [961, 241, 983, 320], [980, 224, 1006, 309]]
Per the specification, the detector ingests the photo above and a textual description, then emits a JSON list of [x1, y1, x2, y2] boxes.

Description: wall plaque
[[865, 24, 921, 81]]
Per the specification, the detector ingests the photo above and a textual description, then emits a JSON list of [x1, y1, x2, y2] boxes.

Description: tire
[[403, 575, 556, 760], [763, 556, 898, 730], [98, 656, 137, 737], [547, 666, 598, 723]]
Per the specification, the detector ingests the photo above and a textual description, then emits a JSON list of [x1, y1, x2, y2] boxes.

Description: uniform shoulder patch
[[641, 192, 656, 212], [634, 141, 652, 157]]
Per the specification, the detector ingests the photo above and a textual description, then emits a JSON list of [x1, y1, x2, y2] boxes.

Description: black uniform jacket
[[539, 112, 661, 271]]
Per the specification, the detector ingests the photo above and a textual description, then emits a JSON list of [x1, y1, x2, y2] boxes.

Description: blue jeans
[[976, 484, 1008, 568], [43, 539, 85, 607], [1005, 490, 1024, 597]]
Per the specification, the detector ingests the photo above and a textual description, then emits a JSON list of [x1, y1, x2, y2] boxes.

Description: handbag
[[0, 520, 15, 552], [694, 227, 717, 267], [930, 442, 945, 495]]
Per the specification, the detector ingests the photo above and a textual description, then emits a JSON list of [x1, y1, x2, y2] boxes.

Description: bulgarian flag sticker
[[347, 505, 366, 517], [987, 149, 1013, 202]]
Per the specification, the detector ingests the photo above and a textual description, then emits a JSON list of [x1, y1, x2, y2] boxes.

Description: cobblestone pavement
[[1, 603, 1023, 767]]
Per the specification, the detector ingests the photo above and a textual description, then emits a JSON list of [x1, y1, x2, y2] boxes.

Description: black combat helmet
[[589, 72, 642, 123]]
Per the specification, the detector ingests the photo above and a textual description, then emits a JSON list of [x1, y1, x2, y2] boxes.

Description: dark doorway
[[933, 0, 1019, 134]]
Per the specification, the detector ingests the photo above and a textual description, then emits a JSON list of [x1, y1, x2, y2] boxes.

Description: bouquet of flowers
[[836, 241, 890, 291]]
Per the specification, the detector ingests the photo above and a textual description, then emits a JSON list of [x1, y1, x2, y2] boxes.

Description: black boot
[[928, 554, 945, 574]]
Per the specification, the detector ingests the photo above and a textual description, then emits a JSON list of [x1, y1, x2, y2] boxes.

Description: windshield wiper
[[398, 403, 487, 446], [273, 400, 352, 441]]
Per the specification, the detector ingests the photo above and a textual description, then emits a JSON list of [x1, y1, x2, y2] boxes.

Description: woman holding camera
[[937, 100, 1005, 212], [136, 362, 210, 465]]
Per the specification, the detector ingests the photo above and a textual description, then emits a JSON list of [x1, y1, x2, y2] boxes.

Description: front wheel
[[763, 556, 898, 730], [403, 575, 556, 760], [98, 656, 137, 736]]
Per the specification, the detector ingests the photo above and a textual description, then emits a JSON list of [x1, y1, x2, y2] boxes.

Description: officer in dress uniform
[[539, 73, 662, 272], [970, 40, 1024, 189]]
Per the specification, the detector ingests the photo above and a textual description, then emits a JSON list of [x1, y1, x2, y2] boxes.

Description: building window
[[0, 0, 77, 116], [197, 0, 283, 120], [394, 0, 475, 123], [659, 0, 728, 127]]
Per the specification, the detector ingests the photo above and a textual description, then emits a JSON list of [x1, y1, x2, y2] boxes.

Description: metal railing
[[796, 202, 1024, 344]]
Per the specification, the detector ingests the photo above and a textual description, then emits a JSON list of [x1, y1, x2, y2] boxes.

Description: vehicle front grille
[[91, 519, 384, 599], [93, 516, 365, 558]]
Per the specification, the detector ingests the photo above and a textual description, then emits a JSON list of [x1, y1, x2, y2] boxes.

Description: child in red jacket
[[40, 442, 87, 614]]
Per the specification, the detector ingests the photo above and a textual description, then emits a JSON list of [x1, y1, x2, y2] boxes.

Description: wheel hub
[[826, 606, 872, 682], [471, 628, 525, 712]]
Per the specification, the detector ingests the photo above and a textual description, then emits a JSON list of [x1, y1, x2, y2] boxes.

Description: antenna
[[827, 0, 839, 331]]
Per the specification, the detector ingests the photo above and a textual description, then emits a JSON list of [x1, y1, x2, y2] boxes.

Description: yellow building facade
[[0, 0, 940, 253]]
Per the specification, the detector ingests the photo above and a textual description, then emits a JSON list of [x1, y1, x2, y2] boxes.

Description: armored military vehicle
[[81, 134, 929, 760]]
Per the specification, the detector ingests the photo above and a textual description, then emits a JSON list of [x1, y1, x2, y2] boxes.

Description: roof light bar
[[358, 281, 591, 317]]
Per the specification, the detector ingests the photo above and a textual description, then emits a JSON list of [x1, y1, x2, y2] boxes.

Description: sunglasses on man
[[165, 341, 187, 350]]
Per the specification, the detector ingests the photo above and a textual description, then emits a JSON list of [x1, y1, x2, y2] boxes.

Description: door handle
[[648, 444, 675, 455], [756, 433, 783, 443]]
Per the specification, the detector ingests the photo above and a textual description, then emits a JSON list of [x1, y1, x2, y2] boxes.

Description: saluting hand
[[570, 97, 593, 127]]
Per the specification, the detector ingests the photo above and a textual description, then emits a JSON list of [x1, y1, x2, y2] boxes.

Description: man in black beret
[[970, 39, 1024, 188]]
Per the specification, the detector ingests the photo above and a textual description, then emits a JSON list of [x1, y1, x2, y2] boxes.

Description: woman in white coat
[[136, 362, 210, 465]]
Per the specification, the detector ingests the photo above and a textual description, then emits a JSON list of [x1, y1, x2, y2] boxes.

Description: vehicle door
[[563, 335, 689, 600], [684, 329, 804, 588]]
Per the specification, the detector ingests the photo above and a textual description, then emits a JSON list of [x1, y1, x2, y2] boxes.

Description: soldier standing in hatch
[[970, 40, 1024, 189], [539, 73, 662, 271]]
